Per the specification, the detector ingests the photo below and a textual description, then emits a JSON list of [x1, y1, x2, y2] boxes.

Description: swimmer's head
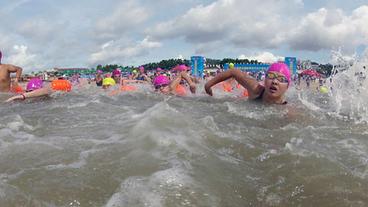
[[264, 62, 290, 101], [153, 75, 170, 87], [112, 69, 121, 77], [102, 77, 116, 89], [154, 75, 170, 94], [229, 63, 235, 69], [139, 66, 145, 73], [97, 70, 103, 74], [177, 64, 188, 71], [267, 62, 291, 85], [26, 78, 43, 92]]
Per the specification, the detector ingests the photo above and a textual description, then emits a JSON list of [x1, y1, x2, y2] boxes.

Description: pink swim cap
[[153, 75, 170, 86], [97, 70, 103, 74], [156, 67, 163, 71], [112, 69, 121, 77], [267, 62, 291, 84], [139, 66, 144, 73], [26, 78, 43, 91], [175, 64, 188, 71]]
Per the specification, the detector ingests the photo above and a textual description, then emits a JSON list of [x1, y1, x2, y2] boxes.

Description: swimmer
[[95, 70, 103, 86], [204, 62, 291, 105], [153, 71, 196, 95], [112, 69, 122, 85], [5, 77, 72, 102], [0, 50, 23, 92], [132, 66, 151, 82], [102, 77, 116, 89]]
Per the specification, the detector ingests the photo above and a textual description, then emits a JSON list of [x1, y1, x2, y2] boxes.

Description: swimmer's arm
[[5, 87, 52, 102], [143, 74, 151, 82], [8, 65, 23, 83], [179, 72, 196, 93], [168, 74, 182, 92], [204, 69, 260, 96]]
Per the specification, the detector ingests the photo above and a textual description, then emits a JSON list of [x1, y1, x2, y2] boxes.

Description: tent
[[300, 69, 321, 77]]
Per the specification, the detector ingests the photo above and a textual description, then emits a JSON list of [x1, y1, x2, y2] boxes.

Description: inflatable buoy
[[222, 82, 232, 92], [121, 85, 137, 92], [11, 85, 24, 94], [175, 84, 187, 96], [320, 86, 328, 94], [243, 89, 249, 97], [51, 80, 72, 92]]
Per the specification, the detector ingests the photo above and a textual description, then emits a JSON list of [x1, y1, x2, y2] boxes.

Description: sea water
[[0, 58, 368, 206]]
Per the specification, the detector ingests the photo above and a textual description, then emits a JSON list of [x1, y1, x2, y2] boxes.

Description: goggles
[[155, 84, 169, 90], [266, 72, 289, 83]]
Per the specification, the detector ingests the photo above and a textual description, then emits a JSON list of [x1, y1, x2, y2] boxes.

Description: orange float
[[222, 82, 232, 92], [11, 85, 24, 94], [242, 89, 249, 97], [121, 85, 137, 92], [51, 80, 72, 92], [175, 84, 187, 96]]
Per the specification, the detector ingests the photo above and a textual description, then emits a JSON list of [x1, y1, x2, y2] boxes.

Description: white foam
[[105, 167, 194, 207]]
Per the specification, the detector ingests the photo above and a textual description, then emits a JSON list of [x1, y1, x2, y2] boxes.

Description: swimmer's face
[[155, 84, 170, 94], [264, 72, 288, 98], [113, 76, 120, 82], [102, 85, 111, 89], [160, 85, 170, 94]]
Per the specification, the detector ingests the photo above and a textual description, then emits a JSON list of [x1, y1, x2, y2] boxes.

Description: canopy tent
[[300, 69, 321, 77]]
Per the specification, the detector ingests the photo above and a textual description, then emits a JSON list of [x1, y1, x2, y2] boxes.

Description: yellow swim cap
[[320, 86, 328, 94], [102, 78, 116, 86], [229, 63, 235, 69]]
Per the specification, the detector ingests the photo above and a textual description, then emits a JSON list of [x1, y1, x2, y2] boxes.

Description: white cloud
[[238, 52, 284, 63], [0, 0, 31, 14], [177, 54, 184, 60], [288, 6, 368, 52], [7, 45, 43, 72], [0, 0, 367, 70], [148, 1, 368, 54], [148, 0, 302, 48], [89, 37, 161, 65], [17, 19, 64, 42], [94, 0, 149, 39]]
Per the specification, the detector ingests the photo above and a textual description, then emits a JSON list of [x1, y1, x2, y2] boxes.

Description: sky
[[0, 0, 367, 72]]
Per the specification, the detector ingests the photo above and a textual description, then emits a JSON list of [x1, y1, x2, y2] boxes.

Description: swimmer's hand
[[5, 95, 23, 102], [189, 83, 196, 94], [204, 83, 213, 96]]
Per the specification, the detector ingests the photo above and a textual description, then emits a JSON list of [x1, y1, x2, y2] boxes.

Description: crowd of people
[[1, 51, 295, 105]]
